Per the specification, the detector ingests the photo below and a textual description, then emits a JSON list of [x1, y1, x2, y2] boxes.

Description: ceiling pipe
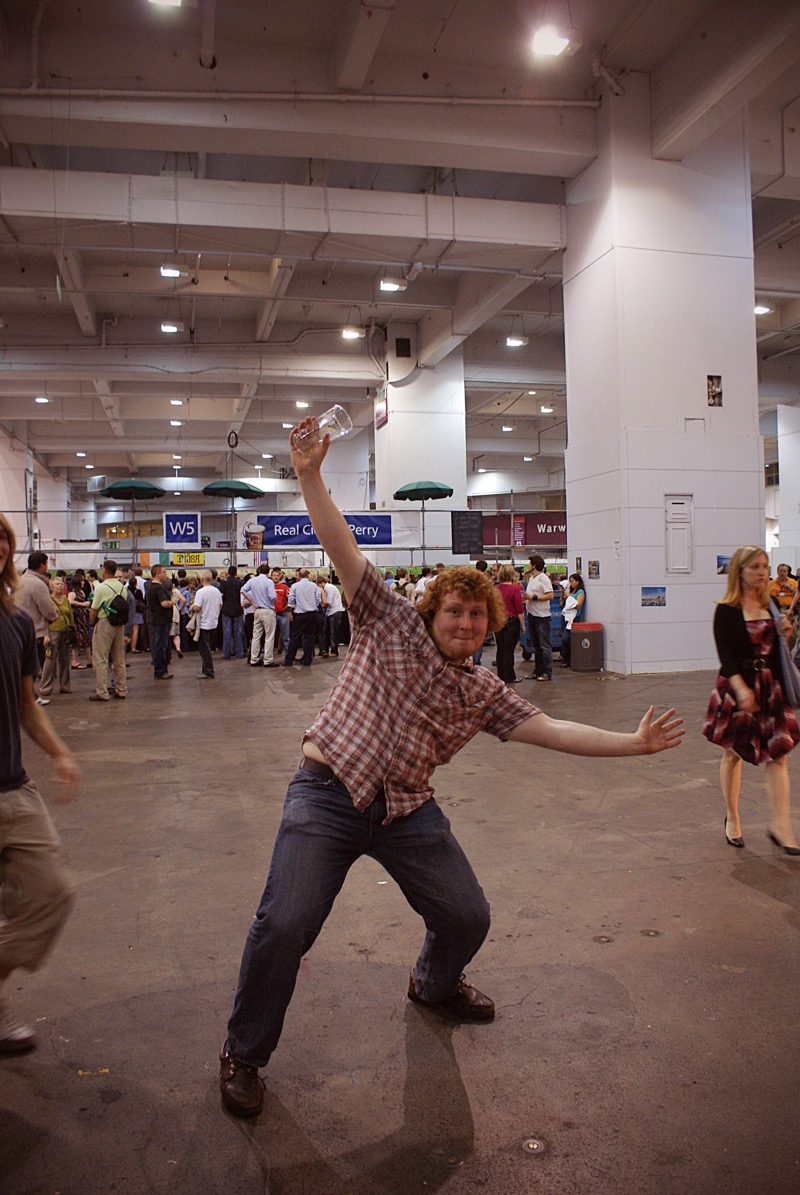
[[199, 0, 217, 70], [29, 0, 51, 90], [0, 86, 599, 109]]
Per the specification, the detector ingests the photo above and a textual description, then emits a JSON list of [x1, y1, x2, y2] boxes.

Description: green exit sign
[[102, 540, 118, 550]]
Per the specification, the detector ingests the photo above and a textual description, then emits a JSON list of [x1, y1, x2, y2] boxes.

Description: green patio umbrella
[[393, 480, 454, 564], [100, 479, 167, 565], [202, 479, 264, 565]]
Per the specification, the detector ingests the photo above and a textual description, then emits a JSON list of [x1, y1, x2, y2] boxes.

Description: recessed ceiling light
[[262, 453, 273, 459], [170, 419, 182, 427], [540, 404, 554, 414], [35, 395, 49, 404], [754, 304, 774, 315], [523, 456, 533, 462], [506, 334, 529, 348], [161, 320, 184, 334], [296, 400, 309, 409], [76, 451, 86, 458], [85, 463, 94, 469], [502, 425, 514, 432], [282, 422, 293, 429], [170, 399, 184, 406]]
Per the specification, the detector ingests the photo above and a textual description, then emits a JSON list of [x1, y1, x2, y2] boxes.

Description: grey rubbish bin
[[571, 622, 604, 672]]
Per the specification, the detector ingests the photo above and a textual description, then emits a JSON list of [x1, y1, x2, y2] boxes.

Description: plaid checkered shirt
[[305, 562, 539, 821]]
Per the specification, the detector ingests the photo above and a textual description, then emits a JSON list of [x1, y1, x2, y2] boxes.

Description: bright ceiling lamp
[[149, 0, 182, 7], [523, 456, 533, 462], [35, 395, 49, 404], [85, 463, 95, 469], [342, 325, 366, 340], [540, 404, 554, 414], [296, 400, 309, 408], [282, 422, 293, 429], [170, 419, 183, 427], [506, 314, 528, 348], [160, 261, 188, 278], [173, 454, 182, 460], [380, 276, 408, 293], [161, 319, 184, 333], [170, 399, 184, 406], [532, 24, 581, 55], [262, 453, 273, 459], [754, 304, 774, 315], [502, 425, 514, 432], [76, 452, 86, 458]]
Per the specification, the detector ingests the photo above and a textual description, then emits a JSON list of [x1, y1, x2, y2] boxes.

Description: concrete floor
[[2, 646, 799, 1195]]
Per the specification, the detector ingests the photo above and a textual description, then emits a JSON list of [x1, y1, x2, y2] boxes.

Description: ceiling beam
[[0, 95, 597, 179], [651, 0, 800, 161], [56, 248, 98, 337], [418, 273, 541, 368], [255, 262, 295, 341], [93, 380, 124, 436], [333, 0, 395, 92], [0, 168, 565, 267]]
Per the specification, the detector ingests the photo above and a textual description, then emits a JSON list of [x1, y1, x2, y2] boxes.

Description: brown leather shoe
[[219, 1044, 264, 1118], [407, 972, 495, 1021]]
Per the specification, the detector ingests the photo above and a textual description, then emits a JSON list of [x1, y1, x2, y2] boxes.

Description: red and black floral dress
[[703, 616, 800, 764]]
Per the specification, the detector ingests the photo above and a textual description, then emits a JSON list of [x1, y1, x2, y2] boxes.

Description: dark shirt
[[147, 580, 174, 628], [712, 602, 780, 689], [220, 575, 245, 618], [0, 607, 38, 791]]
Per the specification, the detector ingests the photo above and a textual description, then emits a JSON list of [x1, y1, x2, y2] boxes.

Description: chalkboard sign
[[451, 510, 484, 555]]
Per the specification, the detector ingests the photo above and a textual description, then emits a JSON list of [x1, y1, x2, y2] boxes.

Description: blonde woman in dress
[[703, 545, 800, 854]]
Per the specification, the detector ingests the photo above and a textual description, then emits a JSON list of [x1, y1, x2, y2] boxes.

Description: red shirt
[[306, 562, 538, 821], [273, 581, 290, 613], [498, 582, 524, 619]]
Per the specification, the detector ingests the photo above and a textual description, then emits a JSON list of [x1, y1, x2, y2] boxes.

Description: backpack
[[102, 582, 129, 627]]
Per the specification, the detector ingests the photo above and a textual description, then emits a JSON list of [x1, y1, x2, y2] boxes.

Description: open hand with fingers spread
[[635, 706, 684, 754]]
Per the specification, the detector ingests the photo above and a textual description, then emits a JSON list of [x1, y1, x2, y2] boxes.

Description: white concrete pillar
[[0, 429, 34, 559], [776, 406, 800, 571], [563, 76, 763, 674], [375, 329, 467, 561]]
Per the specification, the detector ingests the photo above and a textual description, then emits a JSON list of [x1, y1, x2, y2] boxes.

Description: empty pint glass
[[291, 404, 353, 455]]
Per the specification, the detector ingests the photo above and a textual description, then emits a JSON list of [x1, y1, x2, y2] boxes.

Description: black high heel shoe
[[767, 830, 800, 856], [724, 819, 745, 848]]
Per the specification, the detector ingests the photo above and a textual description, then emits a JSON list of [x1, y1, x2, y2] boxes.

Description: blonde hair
[[719, 545, 768, 608], [497, 564, 518, 584], [0, 512, 19, 615]]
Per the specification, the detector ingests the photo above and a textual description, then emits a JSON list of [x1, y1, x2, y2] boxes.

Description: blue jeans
[[151, 622, 172, 678], [526, 613, 552, 679], [275, 610, 290, 654], [226, 769, 491, 1068], [222, 614, 245, 658]]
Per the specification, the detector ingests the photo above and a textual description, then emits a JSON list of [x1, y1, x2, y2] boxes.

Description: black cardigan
[[712, 602, 780, 689]]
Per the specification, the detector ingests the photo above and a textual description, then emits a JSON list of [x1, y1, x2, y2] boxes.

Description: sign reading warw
[[163, 512, 201, 549]]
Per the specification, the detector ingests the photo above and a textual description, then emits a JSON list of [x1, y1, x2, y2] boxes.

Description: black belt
[[299, 755, 337, 780]]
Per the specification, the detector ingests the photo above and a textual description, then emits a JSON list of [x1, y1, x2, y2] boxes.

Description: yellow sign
[[172, 552, 205, 566]]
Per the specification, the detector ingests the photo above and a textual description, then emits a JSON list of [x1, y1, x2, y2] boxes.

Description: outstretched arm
[[506, 706, 684, 757], [290, 417, 366, 605]]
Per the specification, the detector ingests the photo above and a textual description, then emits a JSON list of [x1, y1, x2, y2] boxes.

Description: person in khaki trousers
[[89, 559, 128, 702], [0, 511, 80, 1055]]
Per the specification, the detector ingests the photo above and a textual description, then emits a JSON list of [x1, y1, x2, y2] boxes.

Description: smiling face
[[429, 593, 489, 662]]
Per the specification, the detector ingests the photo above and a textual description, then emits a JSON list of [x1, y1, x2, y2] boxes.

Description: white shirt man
[[191, 571, 223, 679], [524, 556, 553, 682]]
